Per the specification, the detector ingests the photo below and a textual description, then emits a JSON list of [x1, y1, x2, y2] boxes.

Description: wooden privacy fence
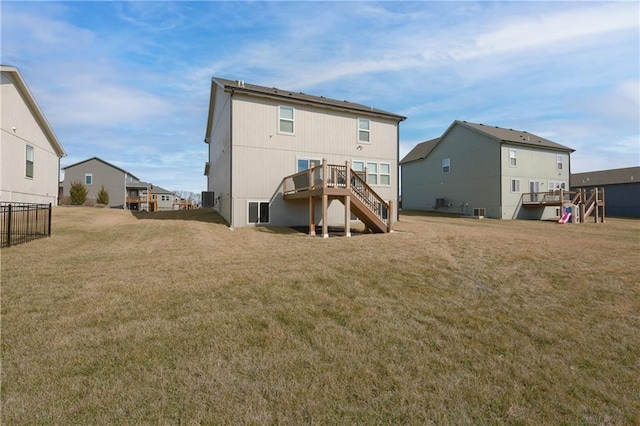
[[0, 202, 52, 248]]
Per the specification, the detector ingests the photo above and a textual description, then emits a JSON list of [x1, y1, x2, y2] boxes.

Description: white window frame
[[25, 145, 34, 178], [278, 105, 295, 135], [297, 157, 322, 172], [442, 158, 450, 174], [549, 181, 566, 191], [367, 162, 378, 185], [248, 201, 270, 224], [358, 118, 370, 143], [379, 162, 391, 186], [511, 179, 520, 193], [85, 173, 93, 185], [509, 149, 517, 167], [557, 154, 563, 170]]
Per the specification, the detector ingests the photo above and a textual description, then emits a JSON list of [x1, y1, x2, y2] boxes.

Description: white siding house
[[204, 78, 405, 232], [1, 65, 66, 204], [400, 120, 574, 220]]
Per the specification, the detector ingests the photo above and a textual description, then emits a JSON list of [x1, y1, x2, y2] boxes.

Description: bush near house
[[69, 181, 88, 205], [96, 186, 109, 206]]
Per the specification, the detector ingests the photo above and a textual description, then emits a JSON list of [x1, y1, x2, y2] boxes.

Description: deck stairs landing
[[283, 161, 392, 236]]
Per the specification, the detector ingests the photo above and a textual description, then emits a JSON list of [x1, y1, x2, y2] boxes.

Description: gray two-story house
[[401, 120, 575, 220]]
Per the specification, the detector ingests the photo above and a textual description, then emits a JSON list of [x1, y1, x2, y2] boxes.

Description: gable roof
[[400, 120, 575, 165], [1, 65, 66, 157], [571, 166, 640, 187], [212, 76, 406, 119], [63, 156, 140, 181], [454, 120, 574, 152], [150, 185, 172, 194], [400, 138, 439, 164]]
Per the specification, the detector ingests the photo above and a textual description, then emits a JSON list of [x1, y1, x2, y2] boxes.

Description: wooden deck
[[283, 161, 393, 237], [521, 188, 605, 223]]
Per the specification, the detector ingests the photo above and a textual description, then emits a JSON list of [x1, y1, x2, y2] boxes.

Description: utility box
[[202, 191, 215, 208]]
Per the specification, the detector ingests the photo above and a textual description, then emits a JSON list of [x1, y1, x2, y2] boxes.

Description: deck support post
[[387, 200, 394, 233], [345, 161, 351, 237], [322, 194, 329, 238], [309, 196, 316, 236]]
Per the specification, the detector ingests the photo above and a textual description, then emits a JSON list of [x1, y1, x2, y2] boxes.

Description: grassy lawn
[[2, 207, 638, 424]]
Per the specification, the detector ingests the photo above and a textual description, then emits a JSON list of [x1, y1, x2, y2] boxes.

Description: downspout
[[229, 90, 234, 230], [499, 142, 503, 219], [396, 121, 401, 222]]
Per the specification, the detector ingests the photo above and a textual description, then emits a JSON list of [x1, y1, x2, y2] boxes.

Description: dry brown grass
[[2, 206, 639, 424]]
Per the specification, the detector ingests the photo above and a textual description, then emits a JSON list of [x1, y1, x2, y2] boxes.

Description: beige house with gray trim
[[1, 65, 66, 204], [400, 120, 575, 220], [204, 78, 405, 232]]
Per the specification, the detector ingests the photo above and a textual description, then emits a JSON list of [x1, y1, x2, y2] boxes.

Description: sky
[[2, 1, 638, 194]]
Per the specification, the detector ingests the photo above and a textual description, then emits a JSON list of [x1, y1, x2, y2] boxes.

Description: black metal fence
[[0, 202, 52, 248]]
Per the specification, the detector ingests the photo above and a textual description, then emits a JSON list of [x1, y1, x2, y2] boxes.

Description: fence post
[[6, 204, 12, 247], [48, 203, 52, 237]]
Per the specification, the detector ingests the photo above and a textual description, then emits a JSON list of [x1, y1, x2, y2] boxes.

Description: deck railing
[[522, 189, 578, 204], [0, 202, 52, 248], [283, 162, 389, 224]]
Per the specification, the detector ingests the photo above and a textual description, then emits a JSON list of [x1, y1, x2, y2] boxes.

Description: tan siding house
[[401, 120, 574, 220], [1, 65, 66, 204], [205, 78, 405, 231]]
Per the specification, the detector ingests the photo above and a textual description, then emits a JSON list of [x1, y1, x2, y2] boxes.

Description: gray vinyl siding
[[402, 125, 501, 217], [62, 159, 127, 207], [501, 144, 570, 220], [207, 85, 232, 224], [1, 72, 61, 204], [227, 93, 399, 228]]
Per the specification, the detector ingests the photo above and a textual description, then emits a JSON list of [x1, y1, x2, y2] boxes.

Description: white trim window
[[510, 149, 517, 167], [358, 118, 370, 143], [557, 154, 563, 170], [297, 158, 321, 172], [549, 181, 566, 191], [279, 106, 294, 134], [248, 201, 270, 224], [367, 162, 378, 185], [511, 178, 520, 193], [379, 163, 391, 186], [25, 145, 34, 178], [442, 158, 450, 174], [85, 173, 93, 185]]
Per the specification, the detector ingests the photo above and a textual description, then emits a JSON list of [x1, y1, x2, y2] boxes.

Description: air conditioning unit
[[202, 191, 215, 208]]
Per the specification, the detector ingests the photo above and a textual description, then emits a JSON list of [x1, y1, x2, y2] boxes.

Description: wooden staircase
[[283, 161, 392, 236]]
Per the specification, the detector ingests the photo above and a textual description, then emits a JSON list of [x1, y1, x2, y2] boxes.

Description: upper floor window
[[358, 118, 370, 143], [279, 106, 294, 134], [248, 201, 270, 224], [510, 149, 517, 167], [379, 163, 391, 186], [442, 158, 450, 174], [25, 145, 34, 178], [367, 162, 378, 184], [85, 173, 93, 185], [557, 155, 563, 170]]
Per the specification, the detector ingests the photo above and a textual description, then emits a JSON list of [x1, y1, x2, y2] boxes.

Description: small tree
[[96, 186, 109, 206], [70, 181, 88, 205]]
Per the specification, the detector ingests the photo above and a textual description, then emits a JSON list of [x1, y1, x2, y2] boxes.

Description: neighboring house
[[1, 65, 66, 204], [125, 181, 153, 211], [400, 120, 575, 220], [151, 186, 174, 211], [61, 157, 141, 208], [204, 78, 405, 234], [571, 167, 640, 217]]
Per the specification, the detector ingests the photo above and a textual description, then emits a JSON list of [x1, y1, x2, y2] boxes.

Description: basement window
[[248, 201, 270, 224], [473, 208, 486, 218]]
